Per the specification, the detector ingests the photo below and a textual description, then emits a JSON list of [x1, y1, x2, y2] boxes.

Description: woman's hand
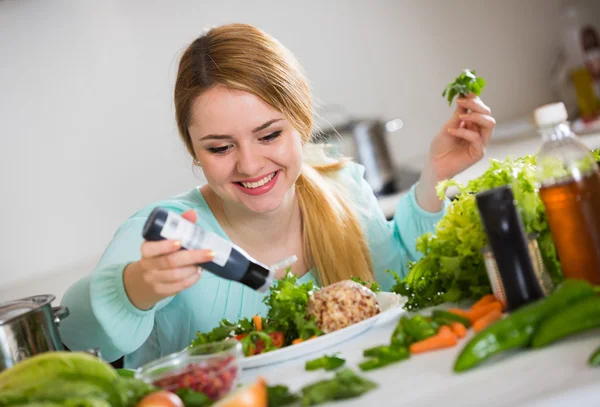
[[123, 210, 215, 310], [416, 94, 496, 212]]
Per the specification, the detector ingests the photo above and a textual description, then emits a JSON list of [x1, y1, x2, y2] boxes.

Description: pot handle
[[52, 306, 70, 325]]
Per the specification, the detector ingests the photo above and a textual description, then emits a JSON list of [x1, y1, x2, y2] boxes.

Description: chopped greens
[[442, 69, 486, 105], [190, 318, 253, 347], [267, 385, 300, 407], [300, 368, 377, 406], [190, 271, 322, 356], [262, 271, 323, 343], [266, 369, 376, 406], [350, 276, 381, 292], [305, 354, 346, 371]]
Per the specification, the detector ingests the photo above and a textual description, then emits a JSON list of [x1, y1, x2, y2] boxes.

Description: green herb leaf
[[300, 369, 377, 406], [442, 69, 486, 105], [175, 388, 213, 407], [263, 271, 323, 344], [350, 276, 381, 292], [305, 354, 346, 371], [267, 385, 300, 407], [190, 317, 253, 347]]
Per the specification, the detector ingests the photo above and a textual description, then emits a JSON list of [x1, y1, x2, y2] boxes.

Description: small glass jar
[[135, 340, 242, 401]]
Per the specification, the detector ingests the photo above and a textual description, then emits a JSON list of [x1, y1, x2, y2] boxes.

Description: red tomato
[[254, 339, 266, 354], [234, 333, 248, 340], [136, 390, 184, 407], [269, 332, 284, 348]]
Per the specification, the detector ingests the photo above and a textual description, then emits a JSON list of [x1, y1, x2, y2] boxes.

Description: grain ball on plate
[[307, 280, 380, 333]]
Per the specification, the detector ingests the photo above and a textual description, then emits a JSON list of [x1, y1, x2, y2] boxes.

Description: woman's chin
[[239, 197, 284, 214]]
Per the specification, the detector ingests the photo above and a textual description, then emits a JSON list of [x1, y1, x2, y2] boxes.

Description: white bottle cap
[[534, 102, 568, 127]]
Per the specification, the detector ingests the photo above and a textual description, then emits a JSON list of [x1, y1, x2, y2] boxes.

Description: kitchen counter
[[378, 131, 600, 219], [241, 306, 600, 406]]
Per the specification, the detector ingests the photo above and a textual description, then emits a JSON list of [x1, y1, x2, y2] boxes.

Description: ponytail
[[296, 161, 374, 286]]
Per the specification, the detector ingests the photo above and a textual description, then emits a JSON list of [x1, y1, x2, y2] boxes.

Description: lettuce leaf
[[393, 154, 566, 311], [263, 271, 323, 343]]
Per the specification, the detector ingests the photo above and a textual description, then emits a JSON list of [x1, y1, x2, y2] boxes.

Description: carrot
[[472, 309, 503, 333], [252, 315, 262, 331], [292, 338, 303, 345], [466, 301, 503, 324], [409, 325, 458, 354], [471, 294, 497, 310], [447, 308, 471, 320], [450, 322, 467, 338]]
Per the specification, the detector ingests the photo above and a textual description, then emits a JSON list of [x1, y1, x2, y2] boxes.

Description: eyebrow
[[199, 118, 283, 141]]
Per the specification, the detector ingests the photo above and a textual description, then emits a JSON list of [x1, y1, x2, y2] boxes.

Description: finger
[[153, 249, 216, 270], [462, 116, 494, 147], [141, 239, 182, 258], [447, 127, 482, 145], [459, 112, 496, 131], [156, 266, 200, 284], [181, 209, 198, 223], [155, 271, 202, 297], [457, 97, 491, 115]]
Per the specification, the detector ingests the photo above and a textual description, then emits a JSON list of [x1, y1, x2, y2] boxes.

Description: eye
[[260, 130, 282, 142], [207, 145, 233, 155]]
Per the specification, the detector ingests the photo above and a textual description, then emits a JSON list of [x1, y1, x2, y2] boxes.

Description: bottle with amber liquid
[[535, 102, 600, 285]]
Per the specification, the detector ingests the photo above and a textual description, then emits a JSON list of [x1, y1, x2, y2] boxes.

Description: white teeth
[[240, 172, 276, 189]]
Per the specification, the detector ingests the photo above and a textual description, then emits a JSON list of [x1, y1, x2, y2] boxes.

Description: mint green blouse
[[59, 163, 447, 368]]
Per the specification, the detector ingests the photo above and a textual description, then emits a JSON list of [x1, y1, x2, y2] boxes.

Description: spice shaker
[[143, 207, 296, 292], [476, 185, 545, 311]]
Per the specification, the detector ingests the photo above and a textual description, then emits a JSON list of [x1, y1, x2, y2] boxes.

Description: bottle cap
[[534, 102, 568, 127]]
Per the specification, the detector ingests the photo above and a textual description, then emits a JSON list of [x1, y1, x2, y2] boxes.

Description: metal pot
[[0, 294, 69, 372], [317, 118, 406, 196]]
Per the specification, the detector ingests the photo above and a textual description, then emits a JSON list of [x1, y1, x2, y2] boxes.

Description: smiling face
[[189, 85, 304, 214]]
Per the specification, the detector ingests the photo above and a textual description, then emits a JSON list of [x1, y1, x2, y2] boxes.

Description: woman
[[59, 23, 495, 368]]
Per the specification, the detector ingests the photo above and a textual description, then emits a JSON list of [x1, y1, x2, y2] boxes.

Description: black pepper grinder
[[476, 185, 545, 311]]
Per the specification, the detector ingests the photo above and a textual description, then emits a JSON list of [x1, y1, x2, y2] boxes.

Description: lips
[[234, 170, 280, 196], [238, 172, 276, 189]]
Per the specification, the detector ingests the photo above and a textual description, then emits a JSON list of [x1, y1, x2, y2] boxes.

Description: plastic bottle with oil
[[534, 102, 600, 285]]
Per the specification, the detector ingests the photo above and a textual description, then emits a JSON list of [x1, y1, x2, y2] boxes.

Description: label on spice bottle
[[160, 211, 232, 267]]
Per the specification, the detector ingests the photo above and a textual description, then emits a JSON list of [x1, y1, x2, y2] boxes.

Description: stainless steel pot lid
[[0, 294, 56, 325]]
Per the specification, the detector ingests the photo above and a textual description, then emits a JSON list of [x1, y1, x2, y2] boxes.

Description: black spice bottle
[[143, 207, 275, 292], [476, 185, 545, 311]]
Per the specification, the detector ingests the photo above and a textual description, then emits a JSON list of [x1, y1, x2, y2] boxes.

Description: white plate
[[239, 292, 407, 369]]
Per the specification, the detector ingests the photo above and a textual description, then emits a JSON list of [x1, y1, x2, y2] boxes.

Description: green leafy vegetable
[[392, 155, 564, 311], [350, 276, 381, 292], [267, 385, 300, 407], [305, 354, 346, 371], [190, 318, 253, 347], [0, 352, 155, 407], [175, 388, 213, 407], [266, 369, 376, 406], [263, 271, 323, 343], [300, 368, 377, 406], [442, 69, 486, 105], [239, 331, 276, 355]]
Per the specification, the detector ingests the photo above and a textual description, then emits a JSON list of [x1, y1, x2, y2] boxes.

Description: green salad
[[190, 272, 324, 357], [391, 149, 600, 311]]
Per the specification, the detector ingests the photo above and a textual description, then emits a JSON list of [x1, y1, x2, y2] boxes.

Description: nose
[[236, 143, 265, 176]]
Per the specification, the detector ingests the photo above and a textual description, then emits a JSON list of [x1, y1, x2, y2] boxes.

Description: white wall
[[1, 0, 594, 301]]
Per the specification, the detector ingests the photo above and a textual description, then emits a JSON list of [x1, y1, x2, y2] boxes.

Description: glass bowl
[[135, 340, 242, 401]]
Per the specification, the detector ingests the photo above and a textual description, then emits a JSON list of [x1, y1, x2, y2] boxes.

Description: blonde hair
[[173, 23, 374, 285]]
